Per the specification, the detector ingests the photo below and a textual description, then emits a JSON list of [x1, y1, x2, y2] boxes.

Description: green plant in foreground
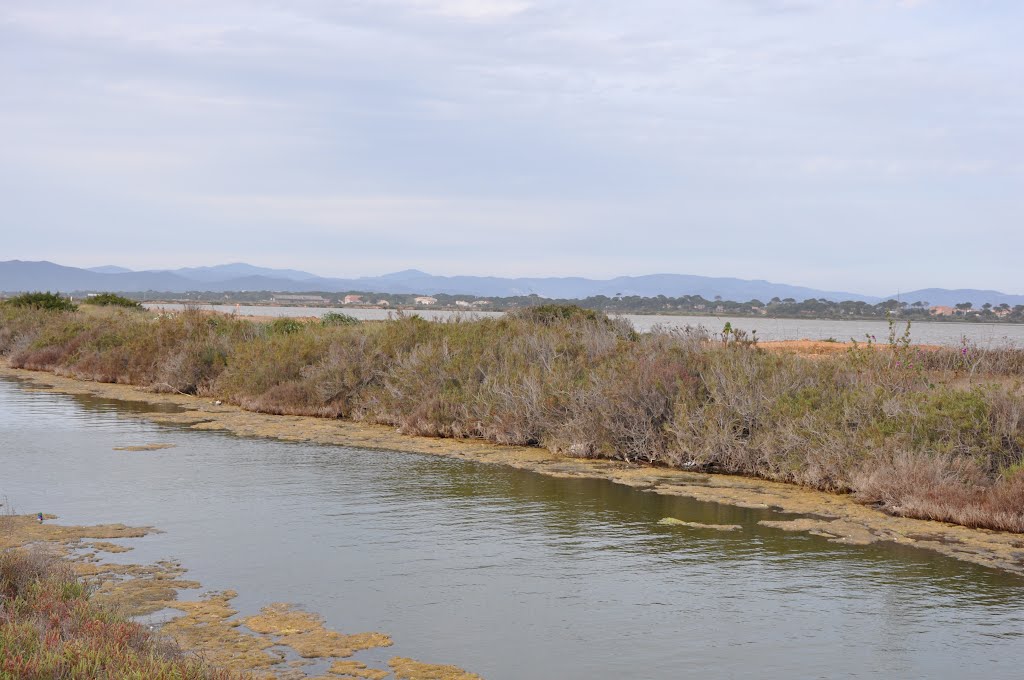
[[3, 292, 77, 312], [0, 548, 244, 679]]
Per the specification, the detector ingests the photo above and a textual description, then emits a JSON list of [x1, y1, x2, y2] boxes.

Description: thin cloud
[[0, 0, 1021, 294]]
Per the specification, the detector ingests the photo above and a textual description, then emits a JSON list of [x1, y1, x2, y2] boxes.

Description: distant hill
[[87, 265, 134, 274], [1, 261, 196, 293], [0, 260, 881, 301], [889, 288, 1024, 308], [162, 263, 320, 283], [333, 272, 880, 303], [2, 260, 1021, 307]]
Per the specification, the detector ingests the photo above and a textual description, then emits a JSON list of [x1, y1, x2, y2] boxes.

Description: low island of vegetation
[[1, 296, 1023, 536]]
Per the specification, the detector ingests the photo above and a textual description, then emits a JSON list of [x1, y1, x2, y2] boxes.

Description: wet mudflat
[[2, 377, 1023, 679]]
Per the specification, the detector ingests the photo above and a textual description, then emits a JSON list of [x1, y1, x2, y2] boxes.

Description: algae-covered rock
[[389, 656, 483, 680], [658, 517, 741, 531]]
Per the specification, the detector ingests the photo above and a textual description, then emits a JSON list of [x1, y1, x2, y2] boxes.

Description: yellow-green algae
[[388, 657, 482, 680], [658, 518, 742, 531], [5, 362, 1023, 577], [114, 442, 177, 451], [328, 660, 390, 679], [242, 603, 392, 658], [85, 539, 134, 553], [0, 513, 150, 551], [1, 512, 481, 678]]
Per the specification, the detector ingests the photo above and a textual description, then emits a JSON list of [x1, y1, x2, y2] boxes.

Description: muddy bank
[[3, 362, 1024, 579]]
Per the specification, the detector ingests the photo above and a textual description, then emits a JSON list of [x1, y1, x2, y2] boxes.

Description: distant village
[[266, 293, 493, 309]]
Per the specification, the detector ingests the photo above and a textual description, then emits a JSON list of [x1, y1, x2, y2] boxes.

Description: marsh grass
[[2, 305, 1023, 532]]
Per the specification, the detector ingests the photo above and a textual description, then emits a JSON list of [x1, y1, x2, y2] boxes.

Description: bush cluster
[[1, 304, 1023, 532], [2, 292, 77, 312], [81, 292, 142, 309]]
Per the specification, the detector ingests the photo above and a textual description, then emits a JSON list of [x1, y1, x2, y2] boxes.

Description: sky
[[2, 0, 1022, 295]]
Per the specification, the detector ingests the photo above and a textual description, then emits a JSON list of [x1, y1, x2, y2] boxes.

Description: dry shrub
[[852, 451, 1024, 532], [301, 333, 398, 419], [239, 380, 344, 417], [666, 349, 839, 474], [546, 345, 696, 462], [920, 344, 1024, 377], [373, 340, 476, 437], [0, 548, 70, 599]]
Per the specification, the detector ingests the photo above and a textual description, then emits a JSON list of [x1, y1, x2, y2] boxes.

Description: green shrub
[[82, 292, 142, 309], [3, 292, 77, 312], [321, 312, 359, 326], [509, 304, 607, 325], [268, 317, 303, 335]]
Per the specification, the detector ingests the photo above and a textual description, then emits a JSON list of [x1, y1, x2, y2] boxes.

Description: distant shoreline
[[139, 300, 1024, 326]]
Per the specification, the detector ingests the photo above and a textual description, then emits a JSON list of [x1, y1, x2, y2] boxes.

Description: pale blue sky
[[2, 0, 1021, 295]]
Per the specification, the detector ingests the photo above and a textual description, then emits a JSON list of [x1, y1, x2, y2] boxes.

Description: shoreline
[[3, 362, 1023, 578], [2, 516, 481, 680], [139, 301, 1024, 328], [0, 513, 481, 679]]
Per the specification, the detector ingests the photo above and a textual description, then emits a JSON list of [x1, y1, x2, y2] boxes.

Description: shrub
[[321, 312, 359, 327], [510, 303, 607, 325], [82, 292, 142, 309], [3, 292, 77, 312], [268, 317, 303, 335]]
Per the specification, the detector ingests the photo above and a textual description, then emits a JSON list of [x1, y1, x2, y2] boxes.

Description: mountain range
[[2, 260, 1022, 307]]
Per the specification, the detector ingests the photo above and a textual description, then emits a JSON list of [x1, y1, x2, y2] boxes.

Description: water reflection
[[2, 377, 1022, 679]]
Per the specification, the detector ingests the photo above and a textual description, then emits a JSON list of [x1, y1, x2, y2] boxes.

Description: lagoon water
[[144, 303, 1024, 346], [2, 377, 1023, 678]]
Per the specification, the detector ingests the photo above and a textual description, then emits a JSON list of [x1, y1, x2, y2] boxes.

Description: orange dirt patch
[[760, 340, 942, 356]]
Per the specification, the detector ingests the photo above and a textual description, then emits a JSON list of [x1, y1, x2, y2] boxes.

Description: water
[[144, 303, 1024, 346], [2, 377, 1023, 678]]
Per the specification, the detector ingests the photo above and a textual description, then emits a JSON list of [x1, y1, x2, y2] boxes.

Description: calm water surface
[[2, 377, 1023, 678], [144, 303, 1024, 346]]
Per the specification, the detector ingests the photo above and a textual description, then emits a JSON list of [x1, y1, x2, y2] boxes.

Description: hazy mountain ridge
[[889, 288, 1024, 308], [2, 260, 1022, 307]]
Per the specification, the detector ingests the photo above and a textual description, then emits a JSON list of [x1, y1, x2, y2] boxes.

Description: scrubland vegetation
[[2, 301, 1024, 532], [81, 293, 142, 309], [0, 547, 241, 679], [3, 292, 78, 312]]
